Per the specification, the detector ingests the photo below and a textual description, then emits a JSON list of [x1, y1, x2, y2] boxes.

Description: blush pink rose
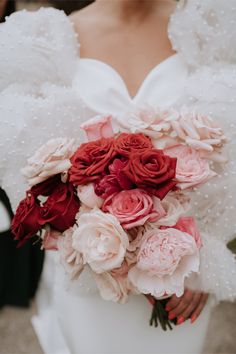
[[22, 138, 78, 186], [103, 189, 166, 229], [128, 228, 200, 298], [57, 227, 84, 279], [77, 183, 103, 209], [165, 145, 216, 189], [81, 115, 114, 141], [94, 272, 131, 304], [42, 227, 61, 251], [174, 216, 202, 249]]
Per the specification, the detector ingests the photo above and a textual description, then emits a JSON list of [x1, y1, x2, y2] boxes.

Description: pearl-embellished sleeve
[[177, 66, 236, 302], [168, 0, 236, 303], [169, 0, 236, 69], [0, 8, 94, 210]]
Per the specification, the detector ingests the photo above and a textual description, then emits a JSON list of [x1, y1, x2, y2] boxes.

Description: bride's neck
[[95, 0, 166, 23]]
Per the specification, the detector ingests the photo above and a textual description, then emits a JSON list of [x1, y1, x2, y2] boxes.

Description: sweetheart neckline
[[79, 53, 179, 101]]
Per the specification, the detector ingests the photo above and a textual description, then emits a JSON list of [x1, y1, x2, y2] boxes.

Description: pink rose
[[42, 227, 61, 251], [22, 138, 78, 186], [165, 145, 216, 189], [128, 228, 200, 298], [77, 183, 103, 209], [103, 189, 166, 229], [81, 115, 114, 141], [174, 217, 202, 249], [57, 227, 84, 279]]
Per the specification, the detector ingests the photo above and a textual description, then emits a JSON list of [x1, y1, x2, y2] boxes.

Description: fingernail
[[177, 316, 185, 325], [165, 305, 171, 311], [168, 312, 176, 320], [191, 315, 197, 323]]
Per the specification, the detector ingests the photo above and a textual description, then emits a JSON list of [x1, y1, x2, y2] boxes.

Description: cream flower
[[22, 138, 78, 186], [156, 193, 190, 227], [77, 183, 103, 209], [73, 209, 129, 274]]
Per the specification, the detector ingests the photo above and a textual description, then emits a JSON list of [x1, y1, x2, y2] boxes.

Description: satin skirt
[[33, 252, 214, 354]]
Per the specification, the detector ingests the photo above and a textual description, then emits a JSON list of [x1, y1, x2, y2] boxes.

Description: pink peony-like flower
[[22, 138, 78, 186], [165, 144, 216, 189], [72, 209, 129, 274], [81, 115, 114, 141], [95, 158, 133, 199], [77, 183, 103, 209], [128, 228, 200, 298], [103, 189, 166, 229], [174, 217, 202, 249], [57, 227, 84, 279], [42, 227, 61, 251]]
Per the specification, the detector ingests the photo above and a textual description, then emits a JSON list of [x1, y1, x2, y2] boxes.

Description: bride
[[0, 0, 236, 353]]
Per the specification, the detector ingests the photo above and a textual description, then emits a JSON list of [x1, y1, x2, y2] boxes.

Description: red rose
[[95, 158, 133, 199], [11, 192, 41, 247], [31, 174, 62, 196], [123, 149, 177, 199], [39, 182, 80, 231], [115, 133, 153, 157], [69, 138, 116, 185]]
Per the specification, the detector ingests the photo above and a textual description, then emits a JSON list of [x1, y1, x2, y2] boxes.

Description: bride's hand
[[165, 288, 209, 325]]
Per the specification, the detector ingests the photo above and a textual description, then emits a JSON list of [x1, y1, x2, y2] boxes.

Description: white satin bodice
[[73, 53, 187, 116]]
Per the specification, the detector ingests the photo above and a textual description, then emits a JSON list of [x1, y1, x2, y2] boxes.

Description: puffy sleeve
[[0, 8, 93, 210], [169, 1, 236, 302]]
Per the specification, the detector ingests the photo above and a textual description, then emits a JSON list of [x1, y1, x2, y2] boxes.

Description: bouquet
[[11, 108, 227, 330]]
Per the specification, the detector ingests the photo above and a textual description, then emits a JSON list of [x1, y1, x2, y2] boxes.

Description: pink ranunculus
[[81, 115, 114, 141], [165, 144, 216, 190], [21, 138, 78, 186], [72, 209, 129, 274], [103, 189, 166, 229], [77, 183, 103, 209], [95, 158, 133, 199], [57, 227, 84, 279], [128, 228, 200, 298], [174, 216, 202, 249], [42, 227, 61, 251]]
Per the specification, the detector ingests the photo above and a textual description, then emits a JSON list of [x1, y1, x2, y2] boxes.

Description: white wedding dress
[[0, 1, 236, 354]]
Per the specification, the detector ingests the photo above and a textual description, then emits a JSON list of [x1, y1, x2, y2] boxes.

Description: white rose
[[73, 209, 129, 274], [22, 138, 78, 186]]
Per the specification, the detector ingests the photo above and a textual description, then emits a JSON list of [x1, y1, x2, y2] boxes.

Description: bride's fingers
[[178, 292, 202, 321], [165, 293, 182, 312], [190, 293, 209, 323], [167, 289, 194, 322]]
